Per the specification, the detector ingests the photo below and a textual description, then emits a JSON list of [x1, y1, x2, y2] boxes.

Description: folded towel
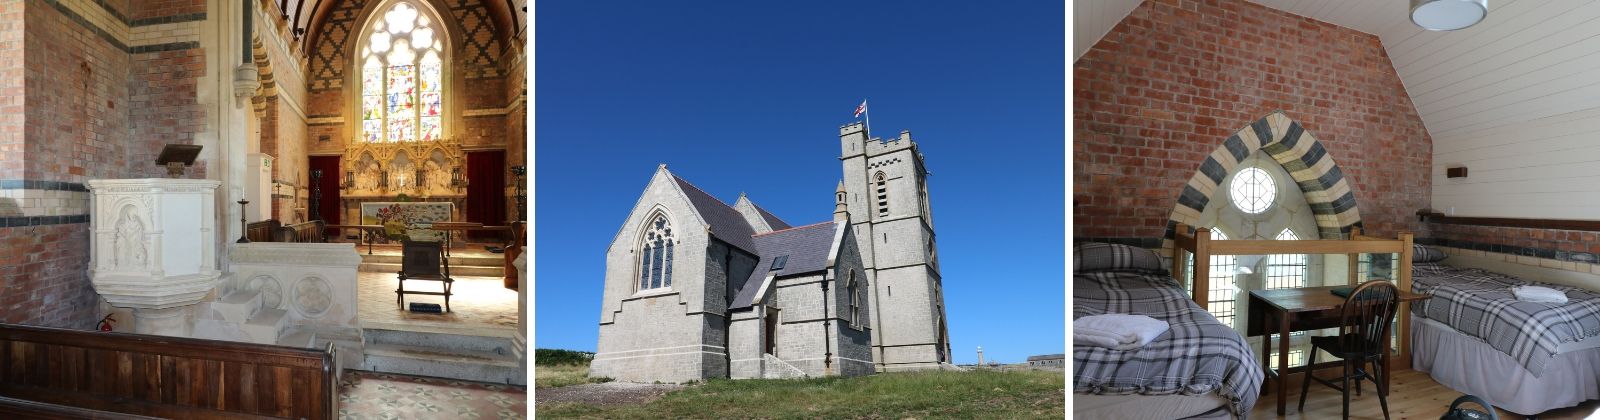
[[1074, 314, 1170, 350], [1513, 285, 1568, 304]]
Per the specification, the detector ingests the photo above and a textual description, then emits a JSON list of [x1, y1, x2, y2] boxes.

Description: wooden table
[[1246, 284, 1429, 416]]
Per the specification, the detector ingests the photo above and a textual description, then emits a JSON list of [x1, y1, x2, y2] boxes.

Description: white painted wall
[[1073, 0, 1144, 61], [1244, 0, 1600, 219]]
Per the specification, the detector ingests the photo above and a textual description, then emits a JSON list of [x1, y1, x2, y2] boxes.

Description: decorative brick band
[[0, 180, 88, 192], [41, 0, 203, 54], [1074, 237, 1164, 249], [0, 214, 89, 228], [1163, 112, 1362, 250], [1417, 237, 1599, 263]]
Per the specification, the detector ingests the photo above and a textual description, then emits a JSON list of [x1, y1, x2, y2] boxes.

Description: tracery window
[[1229, 167, 1276, 214], [638, 215, 674, 291], [360, 2, 444, 143]]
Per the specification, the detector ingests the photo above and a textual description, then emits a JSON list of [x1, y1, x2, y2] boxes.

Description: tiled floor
[[357, 271, 519, 337], [339, 370, 526, 419]]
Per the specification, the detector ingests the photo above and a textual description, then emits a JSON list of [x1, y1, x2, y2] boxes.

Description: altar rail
[[0, 323, 337, 419], [247, 219, 328, 243]]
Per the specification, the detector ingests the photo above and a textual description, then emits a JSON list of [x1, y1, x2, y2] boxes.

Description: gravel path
[[534, 382, 687, 406]]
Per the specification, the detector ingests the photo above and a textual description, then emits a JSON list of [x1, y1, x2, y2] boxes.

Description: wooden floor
[[1250, 369, 1600, 419]]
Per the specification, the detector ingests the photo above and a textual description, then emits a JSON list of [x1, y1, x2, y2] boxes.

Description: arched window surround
[[635, 211, 677, 292], [346, 0, 460, 144]]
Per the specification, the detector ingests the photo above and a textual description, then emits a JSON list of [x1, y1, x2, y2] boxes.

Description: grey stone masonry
[[838, 122, 952, 370], [593, 121, 950, 383]]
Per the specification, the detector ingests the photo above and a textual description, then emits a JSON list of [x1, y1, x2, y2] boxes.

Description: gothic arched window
[[359, 1, 445, 143], [638, 214, 675, 291], [847, 270, 861, 327], [875, 172, 889, 217], [1266, 229, 1309, 289]]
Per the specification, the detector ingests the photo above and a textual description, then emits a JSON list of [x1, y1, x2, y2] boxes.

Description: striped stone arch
[[1164, 112, 1361, 250]]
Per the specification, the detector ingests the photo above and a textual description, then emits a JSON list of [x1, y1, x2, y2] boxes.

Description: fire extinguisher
[[97, 314, 116, 332]]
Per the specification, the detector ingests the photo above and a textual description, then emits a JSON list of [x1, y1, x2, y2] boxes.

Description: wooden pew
[[280, 220, 328, 243], [246, 219, 283, 243], [246, 220, 329, 243], [0, 323, 337, 419]]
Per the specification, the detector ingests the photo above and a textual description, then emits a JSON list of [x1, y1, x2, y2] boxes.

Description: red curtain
[[309, 156, 342, 234], [466, 150, 507, 240]]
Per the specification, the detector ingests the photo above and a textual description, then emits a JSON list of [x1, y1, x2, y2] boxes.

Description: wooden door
[[764, 308, 779, 355]]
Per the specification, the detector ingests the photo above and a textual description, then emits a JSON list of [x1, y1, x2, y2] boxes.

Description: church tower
[[838, 122, 951, 371]]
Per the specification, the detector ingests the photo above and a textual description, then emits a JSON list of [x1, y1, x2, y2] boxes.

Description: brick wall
[[0, 0, 208, 329], [128, 46, 205, 179], [504, 44, 525, 221], [24, 0, 131, 182], [0, 0, 23, 180], [1074, 0, 1433, 242], [0, 224, 94, 326]]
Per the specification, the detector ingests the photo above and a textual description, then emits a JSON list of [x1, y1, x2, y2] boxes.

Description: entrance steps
[[360, 328, 524, 385]]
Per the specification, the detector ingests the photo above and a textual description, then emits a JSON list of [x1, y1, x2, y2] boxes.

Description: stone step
[[362, 343, 523, 385], [358, 262, 503, 277], [359, 253, 504, 267], [213, 290, 263, 324], [240, 308, 289, 345], [277, 328, 317, 349], [365, 328, 516, 356]]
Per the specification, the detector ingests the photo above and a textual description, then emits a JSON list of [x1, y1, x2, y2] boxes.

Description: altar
[[360, 201, 453, 242], [334, 136, 471, 240]]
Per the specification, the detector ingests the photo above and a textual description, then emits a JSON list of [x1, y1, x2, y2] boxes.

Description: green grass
[[537, 369, 1065, 419], [536, 364, 613, 389], [533, 349, 610, 389]]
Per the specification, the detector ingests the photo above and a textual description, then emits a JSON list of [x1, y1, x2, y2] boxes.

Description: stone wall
[[1074, 0, 1433, 243]]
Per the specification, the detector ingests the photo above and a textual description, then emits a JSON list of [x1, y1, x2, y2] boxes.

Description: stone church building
[[591, 121, 953, 383]]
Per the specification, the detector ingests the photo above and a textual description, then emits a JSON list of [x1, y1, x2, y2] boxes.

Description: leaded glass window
[[638, 215, 674, 291], [1265, 229, 1308, 289], [1229, 167, 1276, 214], [360, 2, 444, 143]]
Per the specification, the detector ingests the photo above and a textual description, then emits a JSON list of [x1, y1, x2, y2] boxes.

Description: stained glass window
[[360, 2, 444, 143]]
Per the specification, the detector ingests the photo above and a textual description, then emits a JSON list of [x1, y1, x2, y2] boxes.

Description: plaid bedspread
[[1073, 272, 1263, 416], [1411, 264, 1600, 376]]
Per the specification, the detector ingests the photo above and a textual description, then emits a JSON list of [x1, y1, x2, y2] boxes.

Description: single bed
[[1073, 243, 1264, 419], [1408, 259, 1600, 416]]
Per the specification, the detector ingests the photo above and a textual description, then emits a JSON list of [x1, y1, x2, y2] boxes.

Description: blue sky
[[532, 1, 1063, 365]]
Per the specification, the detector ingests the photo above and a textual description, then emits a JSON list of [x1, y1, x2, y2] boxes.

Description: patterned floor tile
[[339, 370, 526, 420]]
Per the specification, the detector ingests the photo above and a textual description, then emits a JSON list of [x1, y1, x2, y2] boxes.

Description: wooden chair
[[396, 240, 453, 312], [1299, 280, 1401, 420]]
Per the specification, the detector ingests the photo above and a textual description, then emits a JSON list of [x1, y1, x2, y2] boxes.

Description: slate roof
[[752, 204, 792, 231], [671, 175, 759, 253], [1026, 354, 1066, 362], [730, 221, 841, 309]]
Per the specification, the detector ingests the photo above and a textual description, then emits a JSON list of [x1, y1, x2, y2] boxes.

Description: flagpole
[[864, 99, 871, 137]]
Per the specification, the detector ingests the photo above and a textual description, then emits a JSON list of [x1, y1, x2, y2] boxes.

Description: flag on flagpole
[[854, 100, 868, 118]]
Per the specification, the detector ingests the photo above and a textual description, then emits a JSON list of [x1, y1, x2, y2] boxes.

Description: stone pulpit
[[87, 179, 222, 336]]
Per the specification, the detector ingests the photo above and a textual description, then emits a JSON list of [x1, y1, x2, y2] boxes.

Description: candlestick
[[236, 199, 251, 243]]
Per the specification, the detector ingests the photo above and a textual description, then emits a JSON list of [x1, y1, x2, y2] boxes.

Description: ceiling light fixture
[[1411, 0, 1488, 31]]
